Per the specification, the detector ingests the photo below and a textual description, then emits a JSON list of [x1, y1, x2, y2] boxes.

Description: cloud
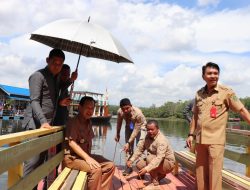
[[198, 0, 220, 7], [194, 7, 250, 53], [1, 0, 250, 107], [116, 2, 198, 52]]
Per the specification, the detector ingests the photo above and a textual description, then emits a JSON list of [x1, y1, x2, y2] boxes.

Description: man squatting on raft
[[127, 120, 175, 190]]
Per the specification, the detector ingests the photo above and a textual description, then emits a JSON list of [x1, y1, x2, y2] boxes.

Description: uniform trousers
[[63, 154, 115, 190], [136, 154, 174, 185], [125, 126, 146, 161], [195, 143, 225, 190]]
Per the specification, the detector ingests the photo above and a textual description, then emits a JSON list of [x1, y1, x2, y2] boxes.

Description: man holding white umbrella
[[22, 48, 77, 190]]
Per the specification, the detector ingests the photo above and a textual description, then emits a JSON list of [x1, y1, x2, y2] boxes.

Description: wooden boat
[[91, 114, 112, 124], [70, 90, 112, 123]]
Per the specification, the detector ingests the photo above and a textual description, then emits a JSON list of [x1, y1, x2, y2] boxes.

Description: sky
[[1, 0, 250, 107]]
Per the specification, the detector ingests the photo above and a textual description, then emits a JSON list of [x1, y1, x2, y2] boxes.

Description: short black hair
[[79, 96, 95, 106], [202, 62, 220, 75], [49, 48, 65, 60], [146, 119, 159, 129], [120, 98, 131, 107], [62, 64, 70, 70]]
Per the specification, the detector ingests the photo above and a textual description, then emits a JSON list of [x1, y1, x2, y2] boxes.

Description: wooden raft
[[111, 166, 195, 190]]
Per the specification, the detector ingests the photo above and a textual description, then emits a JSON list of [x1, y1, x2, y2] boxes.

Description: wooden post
[[173, 161, 179, 175], [246, 146, 250, 177], [187, 143, 195, 175], [8, 142, 23, 188]]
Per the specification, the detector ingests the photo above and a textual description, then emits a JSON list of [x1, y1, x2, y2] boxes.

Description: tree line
[[109, 97, 250, 120]]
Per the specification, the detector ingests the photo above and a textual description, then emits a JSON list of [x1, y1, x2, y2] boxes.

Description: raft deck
[[111, 166, 195, 190]]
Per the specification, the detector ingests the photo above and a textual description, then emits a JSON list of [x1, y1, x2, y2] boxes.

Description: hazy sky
[[1, 0, 250, 106]]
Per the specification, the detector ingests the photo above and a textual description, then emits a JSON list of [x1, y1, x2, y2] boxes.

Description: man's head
[[78, 96, 95, 119], [120, 98, 132, 115], [60, 64, 71, 83], [46, 49, 65, 76], [202, 62, 220, 89], [146, 120, 159, 138]]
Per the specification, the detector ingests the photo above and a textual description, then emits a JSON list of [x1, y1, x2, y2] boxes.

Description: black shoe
[[137, 174, 145, 180], [122, 167, 133, 176]]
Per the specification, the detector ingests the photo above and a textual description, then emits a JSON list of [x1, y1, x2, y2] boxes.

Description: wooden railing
[[226, 128, 250, 177], [174, 151, 250, 190], [174, 128, 250, 189], [0, 126, 64, 189]]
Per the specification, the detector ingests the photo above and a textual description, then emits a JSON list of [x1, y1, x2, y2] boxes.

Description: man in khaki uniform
[[115, 98, 147, 175], [127, 120, 175, 190], [63, 96, 115, 190], [186, 62, 250, 190]]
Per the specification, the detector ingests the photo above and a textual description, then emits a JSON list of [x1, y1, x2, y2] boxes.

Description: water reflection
[[91, 119, 249, 178], [0, 119, 23, 135]]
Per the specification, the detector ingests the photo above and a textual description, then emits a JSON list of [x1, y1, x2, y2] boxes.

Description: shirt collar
[[147, 131, 160, 140], [154, 131, 160, 140], [202, 84, 219, 94]]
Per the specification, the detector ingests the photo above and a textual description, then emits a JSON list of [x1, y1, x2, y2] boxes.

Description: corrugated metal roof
[[0, 84, 30, 97]]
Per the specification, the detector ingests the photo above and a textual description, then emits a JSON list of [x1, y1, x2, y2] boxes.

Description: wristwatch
[[188, 133, 194, 137]]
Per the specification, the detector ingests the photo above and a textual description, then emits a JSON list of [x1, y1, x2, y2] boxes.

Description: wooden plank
[[60, 170, 79, 190], [226, 128, 250, 136], [9, 151, 64, 190], [72, 171, 87, 190], [175, 151, 250, 189], [177, 172, 195, 190], [123, 170, 141, 189], [48, 167, 71, 190], [112, 167, 123, 190], [7, 142, 23, 188], [222, 170, 250, 190], [116, 166, 134, 190], [166, 173, 187, 189], [0, 126, 63, 146], [0, 131, 63, 175], [158, 173, 173, 190]]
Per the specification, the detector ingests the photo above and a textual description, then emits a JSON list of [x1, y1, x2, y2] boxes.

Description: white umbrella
[[31, 18, 133, 64], [30, 18, 133, 94]]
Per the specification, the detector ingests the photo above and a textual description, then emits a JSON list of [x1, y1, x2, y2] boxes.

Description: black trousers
[[23, 150, 48, 190]]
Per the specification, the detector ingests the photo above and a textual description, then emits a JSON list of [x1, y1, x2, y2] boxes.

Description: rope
[[112, 141, 118, 162]]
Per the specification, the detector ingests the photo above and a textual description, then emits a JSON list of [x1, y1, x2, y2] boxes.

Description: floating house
[[0, 84, 29, 116]]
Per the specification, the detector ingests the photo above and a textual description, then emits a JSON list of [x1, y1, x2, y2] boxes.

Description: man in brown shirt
[[115, 98, 147, 175], [63, 96, 115, 190], [127, 120, 175, 190], [186, 62, 250, 190]]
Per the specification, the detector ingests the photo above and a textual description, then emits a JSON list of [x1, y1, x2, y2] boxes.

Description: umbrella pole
[[69, 45, 83, 98]]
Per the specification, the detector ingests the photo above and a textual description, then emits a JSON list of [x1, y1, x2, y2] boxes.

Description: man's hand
[[70, 71, 78, 82], [186, 136, 194, 148], [115, 134, 120, 142], [85, 156, 101, 169], [123, 143, 129, 152], [59, 97, 72, 106], [126, 160, 132, 168], [40, 123, 52, 129], [138, 168, 147, 176]]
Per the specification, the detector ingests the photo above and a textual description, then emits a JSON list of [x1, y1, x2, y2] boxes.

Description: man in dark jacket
[[22, 49, 68, 190], [53, 64, 76, 126]]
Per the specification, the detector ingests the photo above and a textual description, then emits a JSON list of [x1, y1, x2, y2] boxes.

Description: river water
[[0, 118, 249, 189]]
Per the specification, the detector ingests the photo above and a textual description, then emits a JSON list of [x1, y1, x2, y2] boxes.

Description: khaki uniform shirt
[[129, 131, 175, 172], [64, 116, 94, 156], [117, 106, 147, 143], [193, 84, 244, 145]]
